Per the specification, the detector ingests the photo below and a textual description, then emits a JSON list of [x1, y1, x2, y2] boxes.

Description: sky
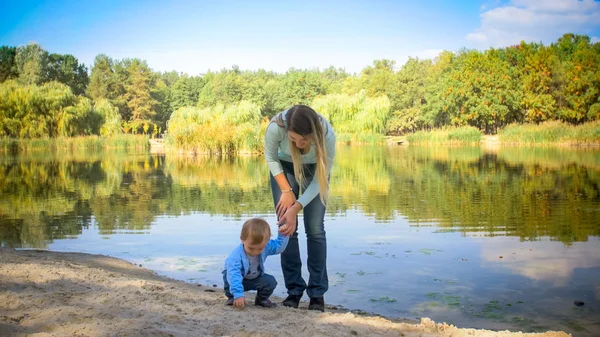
[[1, 0, 599, 75]]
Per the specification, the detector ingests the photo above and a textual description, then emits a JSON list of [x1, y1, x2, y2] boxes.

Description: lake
[[1, 145, 599, 336]]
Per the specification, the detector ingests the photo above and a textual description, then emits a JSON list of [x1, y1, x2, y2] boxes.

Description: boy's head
[[240, 218, 271, 256]]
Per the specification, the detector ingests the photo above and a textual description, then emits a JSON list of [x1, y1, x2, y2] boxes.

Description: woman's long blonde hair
[[273, 105, 329, 205]]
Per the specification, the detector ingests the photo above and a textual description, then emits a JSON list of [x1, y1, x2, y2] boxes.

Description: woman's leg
[[299, 163, 328, 299], [269, 161, 305, 296], [302, 193, 328, 299]]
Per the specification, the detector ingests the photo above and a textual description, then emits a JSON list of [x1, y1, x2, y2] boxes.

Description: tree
[[124, 59, 157, 125], [14, 43, 48, 85], [278, 68, 327, 108], [387, 58, 432, 134], [551, 34, 600, 123], [170, 75, 197, 111], [0, 46, 17, 82], [422, 50, 455, 128], [197, 67, 243, 108], [360, 59, 398, 100], [88, 54, 116, 101], [520, 43, 558, 123], [47, 53, 89, 96]]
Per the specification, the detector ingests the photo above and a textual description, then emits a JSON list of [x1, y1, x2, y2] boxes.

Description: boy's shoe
[[282, 294, 302, 308], [226, 297, 234, 306], [255, 296, 277, 308], [308, 297, 325, 312]]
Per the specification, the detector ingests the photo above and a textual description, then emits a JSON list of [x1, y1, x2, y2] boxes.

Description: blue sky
[[1, 0, 599, 74]]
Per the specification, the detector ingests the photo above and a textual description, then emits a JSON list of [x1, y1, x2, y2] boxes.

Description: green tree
[[360, 59, 398, 105], [197, 67, 243, 108], [88, 54, 116, 101], [0, 80, 98, 138], [422, 50, 455, 128], [123, 59, 158, 131], [278, 68, 327, 108], [551, 34, 600, 123], [0, 46, 18, 82], [520, 43, 558, 123], [388, 58, 432, 134], [47, 53, 89, 96], [95, 99, 122, 137], [14, 42, 48, 85], [170, 75, 198, 111]]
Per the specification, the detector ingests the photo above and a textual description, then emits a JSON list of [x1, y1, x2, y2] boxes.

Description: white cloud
[[467, 0, 600, 47], [511, 0, 598, 13], [481, 239, 600, 287]]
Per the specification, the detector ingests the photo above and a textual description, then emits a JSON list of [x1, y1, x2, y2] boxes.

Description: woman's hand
[[278, 202, 301, 236], [276, 191, 296, 219]]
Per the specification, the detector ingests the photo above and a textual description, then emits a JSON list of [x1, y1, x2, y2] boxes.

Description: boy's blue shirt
[[224, 232, 289, 299]]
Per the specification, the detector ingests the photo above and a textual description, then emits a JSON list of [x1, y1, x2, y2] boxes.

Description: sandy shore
[[0, 248, 570, 337]]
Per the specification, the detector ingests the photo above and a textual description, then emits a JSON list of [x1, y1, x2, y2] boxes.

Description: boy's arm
[[266, 231, 290, 255], [225, 253, 245, 299]]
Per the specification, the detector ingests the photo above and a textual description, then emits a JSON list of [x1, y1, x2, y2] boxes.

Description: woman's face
[[288, 131, 311, 149]]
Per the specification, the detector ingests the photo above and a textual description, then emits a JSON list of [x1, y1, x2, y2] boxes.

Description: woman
[[264, 104, 336, 312]]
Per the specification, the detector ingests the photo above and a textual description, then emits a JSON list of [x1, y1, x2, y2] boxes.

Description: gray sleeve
[[264, 122, 284, 176]]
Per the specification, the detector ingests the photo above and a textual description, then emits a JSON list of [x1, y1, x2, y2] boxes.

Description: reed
[[407, 126, 482, 144], [499, 121, 600, 145], [166, 101, 265, 154], [0, 135, 149, 153]]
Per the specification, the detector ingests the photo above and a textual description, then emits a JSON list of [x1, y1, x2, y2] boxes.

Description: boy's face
[[242, 238, 268, 257]]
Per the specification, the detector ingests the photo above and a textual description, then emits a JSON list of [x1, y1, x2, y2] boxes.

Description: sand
[[0, 248, 570, 337]]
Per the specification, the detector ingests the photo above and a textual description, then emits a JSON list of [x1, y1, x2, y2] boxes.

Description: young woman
[[264, 104, 336, 312]]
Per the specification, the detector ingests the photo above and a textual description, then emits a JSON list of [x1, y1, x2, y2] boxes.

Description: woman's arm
[[265, 122, 296, 218], [264, 122, 285, 179]]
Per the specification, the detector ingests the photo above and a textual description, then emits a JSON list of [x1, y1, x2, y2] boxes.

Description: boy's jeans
[[222, 271, 277, 300], [270, 160, 328, 299]]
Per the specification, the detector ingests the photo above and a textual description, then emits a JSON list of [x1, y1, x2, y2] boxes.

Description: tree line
[[1, 33, 599, 140]]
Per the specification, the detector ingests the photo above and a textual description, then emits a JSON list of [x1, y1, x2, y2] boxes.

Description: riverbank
[[0, 248, 570, 337]]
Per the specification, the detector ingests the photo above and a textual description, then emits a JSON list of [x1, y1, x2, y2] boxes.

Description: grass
[[498, 121, 600, 145], [407, 126, 482, 144], [402, 121, 600, 146], [0, 135, 149, 153]]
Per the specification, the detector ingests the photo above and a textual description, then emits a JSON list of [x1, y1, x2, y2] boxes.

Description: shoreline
[[0, 248, 570, 337]]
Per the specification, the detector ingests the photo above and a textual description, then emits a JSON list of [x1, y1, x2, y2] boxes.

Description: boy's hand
[[278, 202, 301, 236], [233, 297, 246, 308]]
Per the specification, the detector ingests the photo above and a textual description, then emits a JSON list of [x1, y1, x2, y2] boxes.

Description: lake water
[[1, 145, 599, 336]]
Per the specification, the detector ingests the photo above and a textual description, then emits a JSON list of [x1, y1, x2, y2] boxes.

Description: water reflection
[[481, 240, 600, 286], [1, 145, 600, 335], [1, 146, 599, 247]]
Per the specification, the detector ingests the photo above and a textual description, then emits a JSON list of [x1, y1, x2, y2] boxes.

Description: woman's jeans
[[270, 160, 328, 299]]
